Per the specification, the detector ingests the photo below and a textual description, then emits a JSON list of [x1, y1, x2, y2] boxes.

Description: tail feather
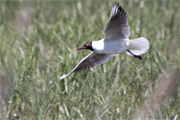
[[126, 37, 149, 56]]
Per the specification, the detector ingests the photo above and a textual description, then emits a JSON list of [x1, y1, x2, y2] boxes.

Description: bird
[[59, 3, 149, 80]]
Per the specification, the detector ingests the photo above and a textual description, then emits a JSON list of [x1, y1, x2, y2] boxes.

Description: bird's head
[[77, 41, 93, 51]]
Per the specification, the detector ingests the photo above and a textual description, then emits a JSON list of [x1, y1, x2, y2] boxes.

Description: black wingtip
[[117, 2, 119, 7], [113, 3, 119, 9], [114, 2, 122, 8], [113, 3, 126, 18]]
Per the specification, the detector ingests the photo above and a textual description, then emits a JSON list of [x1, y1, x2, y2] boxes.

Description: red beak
[[77, 47, 85, 50]]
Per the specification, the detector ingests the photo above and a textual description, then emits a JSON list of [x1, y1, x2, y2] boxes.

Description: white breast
[[92, 39, 129, 54]]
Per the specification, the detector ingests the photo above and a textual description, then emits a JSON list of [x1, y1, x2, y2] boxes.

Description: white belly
[[92, 39, 129, 54]]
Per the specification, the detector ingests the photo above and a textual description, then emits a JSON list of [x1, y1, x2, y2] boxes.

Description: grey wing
[[104, 3, 130, 40], [59, 52, 115, 80]]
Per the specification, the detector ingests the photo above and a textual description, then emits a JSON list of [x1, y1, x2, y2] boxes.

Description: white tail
[[126, 37, 149, 56]]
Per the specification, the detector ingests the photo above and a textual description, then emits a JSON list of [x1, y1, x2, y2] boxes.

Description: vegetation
[[0, 1, 179, 119]]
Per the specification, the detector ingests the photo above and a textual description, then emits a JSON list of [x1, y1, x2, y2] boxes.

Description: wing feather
[[104, 3, 130, 40], [59, 52, 115, 79]]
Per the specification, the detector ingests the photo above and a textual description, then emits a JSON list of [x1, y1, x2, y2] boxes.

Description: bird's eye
[[85, 44, 88, 47]]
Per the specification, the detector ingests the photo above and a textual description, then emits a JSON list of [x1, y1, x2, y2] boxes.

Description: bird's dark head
[[77, 41, 93, 51]]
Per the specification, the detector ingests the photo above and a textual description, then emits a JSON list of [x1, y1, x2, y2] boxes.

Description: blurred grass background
[[0, 0, 179, 119]]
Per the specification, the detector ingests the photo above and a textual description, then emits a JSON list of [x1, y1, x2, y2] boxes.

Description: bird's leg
[[127, 50, 142, 60]]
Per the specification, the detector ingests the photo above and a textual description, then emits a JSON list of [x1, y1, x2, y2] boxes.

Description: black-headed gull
[[60, 3, 149, 80]]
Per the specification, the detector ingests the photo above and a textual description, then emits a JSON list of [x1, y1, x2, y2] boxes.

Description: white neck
[[92, 39, 105, 52]]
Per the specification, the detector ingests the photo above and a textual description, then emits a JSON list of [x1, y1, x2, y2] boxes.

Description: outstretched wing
[[104, 3, 130, 40], [59, 52, 115, 79]]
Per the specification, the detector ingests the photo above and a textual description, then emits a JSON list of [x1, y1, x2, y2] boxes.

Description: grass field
[[0, 0, 180, 119]]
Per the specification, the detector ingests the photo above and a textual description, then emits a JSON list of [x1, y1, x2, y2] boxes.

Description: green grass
[[0, 0, 180, 120]]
